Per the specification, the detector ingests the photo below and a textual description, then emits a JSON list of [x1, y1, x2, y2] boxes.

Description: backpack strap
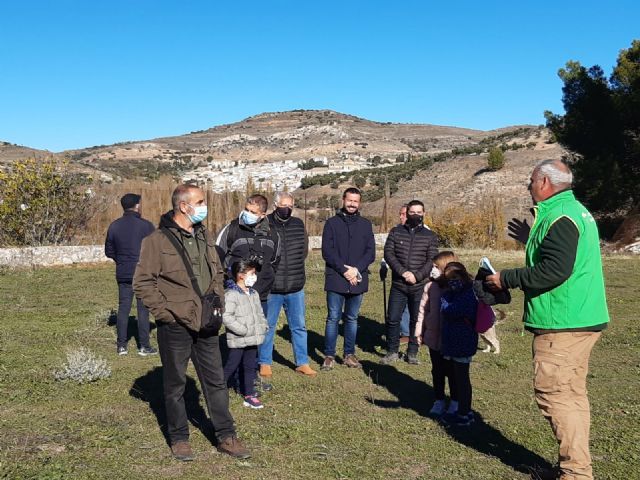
[[160, 227, 203, 297]]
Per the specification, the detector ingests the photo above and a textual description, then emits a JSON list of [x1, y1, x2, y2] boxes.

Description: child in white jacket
[[222, 260, 269, 409]]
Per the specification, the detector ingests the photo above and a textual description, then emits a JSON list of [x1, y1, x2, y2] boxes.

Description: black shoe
[[138, 346, 158, 356], [406, 353, 420, 365], [117, 346, 128, 356]]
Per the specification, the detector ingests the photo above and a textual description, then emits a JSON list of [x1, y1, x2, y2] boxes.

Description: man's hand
[[402, 271, 417, 285], [508, 218, 531, 244], [344, 265, 358, 282], [485, 272, 503, 292]]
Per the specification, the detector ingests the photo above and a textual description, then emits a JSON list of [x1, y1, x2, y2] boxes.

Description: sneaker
[[217, 436, 251, 459], [259, 364, 272, 378], [442, 412, 474, 427], [321, 356, 335, 371], [243, 395, 264, 409], [344, 354, 362, 368], [138, 346, 158, 356], [406, 353, 420, 365], [429, 399, 447, 417], [295, 364, 317, 377], [380, 352, 400, 365], [446, 400, 459, 415], [117, 346, 128, 356], [170, 440, 194, 461]]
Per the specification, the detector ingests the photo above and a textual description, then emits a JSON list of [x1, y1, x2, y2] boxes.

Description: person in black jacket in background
[[105, 193, 156, 356], [380, 199, 439, 365], [257, 192, 317, 379]]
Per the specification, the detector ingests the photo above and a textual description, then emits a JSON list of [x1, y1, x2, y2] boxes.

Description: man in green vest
[[486, 159, 609, 480]]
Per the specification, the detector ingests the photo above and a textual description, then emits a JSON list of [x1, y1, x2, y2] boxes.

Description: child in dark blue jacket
[[440, 262, 478, 427]]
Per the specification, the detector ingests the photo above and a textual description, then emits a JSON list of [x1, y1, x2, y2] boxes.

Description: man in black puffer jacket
[[105, 193, 156, 356], [257, 192, 317, 379], [380, 199, 439, 365]]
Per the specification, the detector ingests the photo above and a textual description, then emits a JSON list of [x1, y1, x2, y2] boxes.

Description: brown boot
[[320, 356, 335, 371], [344, 354, 362, 368], [170, 440, 194, 461], [218, 436, 251, 459], [295, 364, 317, 377], [259, 364, 272, 378]]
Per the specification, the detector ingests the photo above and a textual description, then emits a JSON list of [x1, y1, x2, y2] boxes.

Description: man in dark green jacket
[[486, 159, 609, 480]]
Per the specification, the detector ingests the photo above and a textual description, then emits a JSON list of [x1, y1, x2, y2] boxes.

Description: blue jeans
[[400, 306, 410, 337], [258, 290, 309, 367], [324, 291, 364, 357]]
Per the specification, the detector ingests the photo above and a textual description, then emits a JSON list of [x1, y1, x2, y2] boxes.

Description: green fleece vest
[[524, 190, 609, 329]]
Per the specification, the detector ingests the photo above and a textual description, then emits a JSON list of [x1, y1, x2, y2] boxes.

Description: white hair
[[273, 191, 294, 205], [536, 160, 573, 187]]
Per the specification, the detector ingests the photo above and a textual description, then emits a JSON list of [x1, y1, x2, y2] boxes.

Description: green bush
[[487, 147, 505, 171]]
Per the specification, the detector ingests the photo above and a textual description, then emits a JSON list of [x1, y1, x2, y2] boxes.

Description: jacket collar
[[123, 210, 140, 218], [159, 210, 205, 237], [536, 189, 575, 213]]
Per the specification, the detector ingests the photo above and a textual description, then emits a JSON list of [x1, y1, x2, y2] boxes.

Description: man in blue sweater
[[105, 193, 156, 356], [321, 187, 376, 370]]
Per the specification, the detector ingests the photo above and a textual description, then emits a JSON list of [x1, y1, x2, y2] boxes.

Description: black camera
[[248, 253, 264, 268]]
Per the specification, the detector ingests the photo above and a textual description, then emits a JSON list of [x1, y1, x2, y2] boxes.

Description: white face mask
[[430, 266, 441, 279], [244, 273, 257, 287]]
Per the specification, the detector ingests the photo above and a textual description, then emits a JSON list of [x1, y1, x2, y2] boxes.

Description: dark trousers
[[157, 322, 236, 444], [386, 284, 423, 355], [429, 348, 457, 401], [452, 360, 472, 415], [224, 346, 258, 396], [117, 281, 151, 349]]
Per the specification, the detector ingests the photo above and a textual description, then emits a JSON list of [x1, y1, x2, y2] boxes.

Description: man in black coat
[[321, 187, 376, 370], [105, 193, 156, 356], [380, 199, 439, 365], [257, 192, 317, 379]]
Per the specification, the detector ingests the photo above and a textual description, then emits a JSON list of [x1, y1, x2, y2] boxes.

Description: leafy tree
[[487, 147, 505, 171], [0, 158, 105, 246], [545, 40, 640, 215], [353, 175, 366, 189]]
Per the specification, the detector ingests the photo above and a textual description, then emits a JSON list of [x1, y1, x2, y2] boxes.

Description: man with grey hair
[[134, 184, 251, 461], [486, 160, 609, 480], [258, 192, 317, 378]]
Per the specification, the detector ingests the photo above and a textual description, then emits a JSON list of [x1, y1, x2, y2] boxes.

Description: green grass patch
[[1, 251, 638, 479]]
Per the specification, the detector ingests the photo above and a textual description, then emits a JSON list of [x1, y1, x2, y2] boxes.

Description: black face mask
[[275, 206, 292, 220], [406, 214, 423, 228]]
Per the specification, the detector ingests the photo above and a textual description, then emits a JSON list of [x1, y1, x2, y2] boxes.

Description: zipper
[[406, 227, 416, 276]]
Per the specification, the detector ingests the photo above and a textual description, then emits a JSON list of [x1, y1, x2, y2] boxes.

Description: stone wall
[[0, 234, 389, 268]]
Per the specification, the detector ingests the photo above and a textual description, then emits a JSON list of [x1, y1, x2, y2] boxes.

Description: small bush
[[53, 348, 111, 384], [487, 147, 505, 171]]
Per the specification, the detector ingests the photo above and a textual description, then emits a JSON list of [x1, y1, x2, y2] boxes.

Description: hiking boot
[[138, 346, 158, 356], [217, 436, 251, 459], [243, 395, 264, 409], [344, 354, 362, 368], [170, 440, 194, 461], [117, 346, 128, 356], [259, 364, 272, 378], [429, 399, 447, 417], [295, 364, 317, 377], [321, 356, 335, 371], [406, 353, 420, 365], [380, 352, 400, 365]]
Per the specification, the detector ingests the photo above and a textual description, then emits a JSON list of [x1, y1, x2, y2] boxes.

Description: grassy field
[[1, 250, 639, 480]]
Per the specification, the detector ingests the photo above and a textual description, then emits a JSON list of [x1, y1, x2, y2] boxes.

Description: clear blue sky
[[1, 1, 638, 152]]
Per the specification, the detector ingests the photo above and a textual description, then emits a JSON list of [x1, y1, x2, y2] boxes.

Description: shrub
[[487, 147, 505, 171], [53, 348, 111, 384], [0, 158, 108, 246]]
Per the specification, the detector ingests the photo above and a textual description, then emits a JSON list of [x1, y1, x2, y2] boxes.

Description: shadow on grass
[[129, 367, 216, 447], [276, 324, 323, 367], [360, 359, 552, 474]]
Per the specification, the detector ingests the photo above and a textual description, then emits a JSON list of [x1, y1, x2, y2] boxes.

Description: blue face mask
[[241, 210, 261, 225], [187, 204, 207, 224], [448, 279, 464, 291]]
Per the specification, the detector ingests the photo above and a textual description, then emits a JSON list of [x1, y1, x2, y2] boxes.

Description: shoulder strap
[[226, 221, 240, 251], [160, 227, 203, 297]]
